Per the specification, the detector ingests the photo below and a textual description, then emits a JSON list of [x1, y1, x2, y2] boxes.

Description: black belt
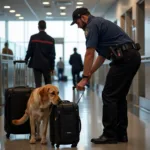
[[118, 42, 140, 51], [108, 42, 140, 61]]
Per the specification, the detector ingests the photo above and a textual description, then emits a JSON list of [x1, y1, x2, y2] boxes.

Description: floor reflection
[[0, 81, 150, 150]]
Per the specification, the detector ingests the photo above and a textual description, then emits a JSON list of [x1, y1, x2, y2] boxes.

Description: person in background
[[25, 20, 55, 88], [69, 47, 83, 86], [56, 57, 64, 81], [2, 42, 13, 60]]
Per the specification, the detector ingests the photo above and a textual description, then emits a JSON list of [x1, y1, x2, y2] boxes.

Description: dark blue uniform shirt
[[85, 15, 133, 58]]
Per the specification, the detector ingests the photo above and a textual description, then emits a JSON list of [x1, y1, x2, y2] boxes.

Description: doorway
[[137, 0, 145, 98]]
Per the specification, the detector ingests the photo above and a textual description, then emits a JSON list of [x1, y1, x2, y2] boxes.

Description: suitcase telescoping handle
[[72, 86, 84, 104], [13, 60, 28, 87], [13, 60, 27, 65]]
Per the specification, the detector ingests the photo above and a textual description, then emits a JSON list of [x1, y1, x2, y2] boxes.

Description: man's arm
[[90, 55, 105, 74], [50, 39, 56, 71], [25, 36, 33, 61], [76, 48, 95, 90], [69, 55, 72, 65], [83, 48, 95, 76]]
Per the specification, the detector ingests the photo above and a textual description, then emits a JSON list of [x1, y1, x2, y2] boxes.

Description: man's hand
[[76, 78, 89, 91], [50, 70, 55, 75]]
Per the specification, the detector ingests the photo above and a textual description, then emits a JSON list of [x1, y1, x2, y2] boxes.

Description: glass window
[[78, 43, 86, 61], [8, 21, 25, 42], [9, 42, 16, 55], [78, 28, 86, 42], [24, 21, 38, 42], [0, 21, 5, 39], [55, 44, 63, 63], [46, 21, 64, 38], [64, 21, 78, 42]]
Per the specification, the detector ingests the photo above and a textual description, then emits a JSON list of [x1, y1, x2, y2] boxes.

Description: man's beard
[[81, 21, 87, 31]]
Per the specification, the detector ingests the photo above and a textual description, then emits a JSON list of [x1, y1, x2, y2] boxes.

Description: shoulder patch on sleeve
[[84, 28, 89, 37]]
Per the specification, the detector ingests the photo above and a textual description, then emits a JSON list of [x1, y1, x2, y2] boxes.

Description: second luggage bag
[[4, 60, 34, 138]]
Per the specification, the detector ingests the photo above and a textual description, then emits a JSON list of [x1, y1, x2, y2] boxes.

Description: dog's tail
[[12, 110, 29, 125]]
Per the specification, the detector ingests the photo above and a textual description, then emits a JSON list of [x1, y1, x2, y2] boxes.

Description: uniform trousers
[[102, 49, 141, 137]]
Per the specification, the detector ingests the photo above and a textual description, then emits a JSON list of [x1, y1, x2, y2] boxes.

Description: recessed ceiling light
[[9, 10, 16, 13], [19, 17, 24, 19], [4, 6, 10, 9], [15, 14, 21, 17], [46, 12, 52, 15], [60, 6, 66, 10], [60, 12, 66, 16], [77, 2, 84, 5], [42, 2, 50, 5], [76, 6, 83, 8]]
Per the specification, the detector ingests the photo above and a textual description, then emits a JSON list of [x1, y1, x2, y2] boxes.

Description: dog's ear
[[39, 88, 44, 97], [39, 87, 49, 105]]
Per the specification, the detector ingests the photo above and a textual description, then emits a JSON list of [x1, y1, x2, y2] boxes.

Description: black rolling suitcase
[[50, 87, 82, 148], [4, 60, 34, 138]]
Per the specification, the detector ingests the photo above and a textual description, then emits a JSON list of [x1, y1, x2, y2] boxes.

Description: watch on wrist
[[82, 75, 89, 78]]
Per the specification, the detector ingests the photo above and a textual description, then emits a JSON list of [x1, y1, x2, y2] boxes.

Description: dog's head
[[39, 84, 60, 108]]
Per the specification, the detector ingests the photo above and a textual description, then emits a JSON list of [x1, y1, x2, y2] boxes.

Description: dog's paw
[[30, 138, 36, 144], [41, 138, 47, 145]]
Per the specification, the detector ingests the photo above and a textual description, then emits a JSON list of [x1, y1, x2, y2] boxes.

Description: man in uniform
[[71, 8, 141, 144]]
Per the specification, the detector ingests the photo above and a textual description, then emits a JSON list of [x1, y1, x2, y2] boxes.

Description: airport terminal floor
[[0, 81, 150, 150]]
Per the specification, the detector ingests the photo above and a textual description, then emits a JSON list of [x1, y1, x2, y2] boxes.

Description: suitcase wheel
[[56, 144, 59, 148], [71, 143, 77, 147], [6, 133, 10, 139]]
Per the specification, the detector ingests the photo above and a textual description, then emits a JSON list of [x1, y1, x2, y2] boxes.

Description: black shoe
[[91, 134, 118, 144], [117, 135, 128, 143]]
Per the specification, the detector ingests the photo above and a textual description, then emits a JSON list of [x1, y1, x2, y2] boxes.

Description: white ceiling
[[0, 0, 116, 21]]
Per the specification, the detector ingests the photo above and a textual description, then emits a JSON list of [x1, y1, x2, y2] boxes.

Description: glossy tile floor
[[0, 81, 150, 150]]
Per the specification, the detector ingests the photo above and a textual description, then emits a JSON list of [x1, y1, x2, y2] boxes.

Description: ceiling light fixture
[[16, 14, 21, 17], [9, 10, 16, 13], [60, 12, 66, 16], [76, 6, 83, 8], [46, 12, 52, 15], [19, 17, 24, 19], [42, 2, 50, 5], [77, 2, 84, 5], [60, 6, 66, 10], [4, 6, 10, 9]]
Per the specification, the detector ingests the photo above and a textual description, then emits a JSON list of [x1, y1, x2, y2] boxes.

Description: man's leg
[[72, 70, 76, 86], [91, 50, 141, 144], [43, 70, 51, 84], [117, 62, 141, 142], [60, 69, 63, 80], [33, 69, 42, 88], [76, 72, 81, 83], [58, 69, 61, 81]]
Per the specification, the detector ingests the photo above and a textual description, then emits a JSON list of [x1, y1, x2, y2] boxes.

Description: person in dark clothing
[[71, 8, 141, 144], [56, 57, 64, 81], [69, 47, 83, 86], [25, 20, 55, 88]]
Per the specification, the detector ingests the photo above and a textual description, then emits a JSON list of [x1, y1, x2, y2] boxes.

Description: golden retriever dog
[[12, 84, 60, 144]]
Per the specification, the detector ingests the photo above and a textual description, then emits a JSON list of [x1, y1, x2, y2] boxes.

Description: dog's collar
[[58, 99, 62, 105]]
